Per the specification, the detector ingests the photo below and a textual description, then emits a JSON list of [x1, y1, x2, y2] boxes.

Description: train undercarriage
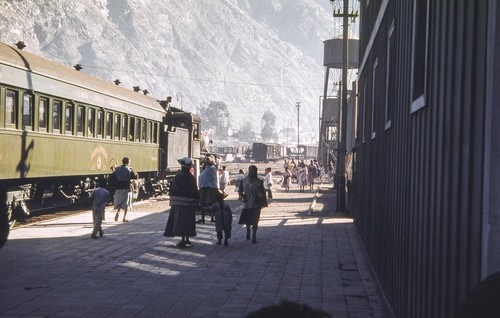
[[4, 173, 173, 226]]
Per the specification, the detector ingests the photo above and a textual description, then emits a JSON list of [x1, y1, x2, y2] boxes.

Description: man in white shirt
[[219, 165, 230, 196], [264, 167, 273, 199]]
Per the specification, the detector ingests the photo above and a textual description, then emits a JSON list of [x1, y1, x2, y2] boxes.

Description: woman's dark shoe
[[224, 239, 228, 246], [252, 237, 257, 244], [216, 240, 222, 245], [246, 229, 251, 240], [99, 229, 103, 237], [176, 241, 187, 248], [185, 239, 191, 246], [196, 219, 205, 224]]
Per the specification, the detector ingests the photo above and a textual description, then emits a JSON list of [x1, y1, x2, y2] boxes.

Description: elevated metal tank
[[323, 36, 359, 69]]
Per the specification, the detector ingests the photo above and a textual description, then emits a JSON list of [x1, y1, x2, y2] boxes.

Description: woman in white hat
[[197, 155, 219, 223], [163, 157, 199, 247]]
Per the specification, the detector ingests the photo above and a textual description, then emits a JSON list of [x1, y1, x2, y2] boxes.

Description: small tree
[[261, 110, 278, 141], [198, 101, 230, 139], [234, 120, 257, 143]]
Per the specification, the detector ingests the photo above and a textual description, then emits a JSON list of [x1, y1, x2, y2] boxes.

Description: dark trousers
[[267, 189, 273, 199], [217, 230, 231, 240]]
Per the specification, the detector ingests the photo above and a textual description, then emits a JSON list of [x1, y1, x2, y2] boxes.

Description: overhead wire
[[80, 64, 324, 90]]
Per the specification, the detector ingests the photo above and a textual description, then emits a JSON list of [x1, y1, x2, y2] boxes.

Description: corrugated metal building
[[354, 1, 500, 317]]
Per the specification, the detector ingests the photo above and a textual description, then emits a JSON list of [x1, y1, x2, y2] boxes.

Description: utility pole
[[296, 102, 301, 149], [333, 0, 357, 212]]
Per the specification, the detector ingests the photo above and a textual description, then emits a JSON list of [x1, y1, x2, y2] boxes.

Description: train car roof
[[169, 106, 201, 121], [0, 43, 165, 121]]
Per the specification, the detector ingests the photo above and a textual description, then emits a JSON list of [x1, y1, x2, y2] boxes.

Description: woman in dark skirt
[[163, 157, 199, 247], [238, 165, 267, 243]]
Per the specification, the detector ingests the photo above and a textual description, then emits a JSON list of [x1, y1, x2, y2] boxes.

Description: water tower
[[319, 35, 359, 166]]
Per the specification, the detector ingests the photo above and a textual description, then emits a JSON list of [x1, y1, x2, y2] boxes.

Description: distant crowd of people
[[281, 158, 334, 192]]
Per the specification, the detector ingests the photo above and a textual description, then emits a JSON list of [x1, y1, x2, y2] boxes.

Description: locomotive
[[0, 42, 202, 223]]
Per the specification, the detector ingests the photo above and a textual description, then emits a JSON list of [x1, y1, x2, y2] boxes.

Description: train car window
[[121, 115, 127, 141], [52, 100, 61, 133], [96, 110, 103, 138], [87, 108, 95, 137], [114, 114, 120, 140], [76, 106, 84, 136], [65, 103, 73, 134], [5, 90, 17, 128], [128, 117, 135, 141], [147, 121, 152, 143], [131, 119, 136, 142], [135, 119, 141, 142], [22, 93, 32, 130], [105, 113, 112, 139], [153, 122, 158, 144], [38, 98, 48, 132], [141, 119, 146, 142]]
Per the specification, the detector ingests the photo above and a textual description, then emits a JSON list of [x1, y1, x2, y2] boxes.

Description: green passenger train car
[[0, 42, 164, 183], [0, 42, 201, 221]]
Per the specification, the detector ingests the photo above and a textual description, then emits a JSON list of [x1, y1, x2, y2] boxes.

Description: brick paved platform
[[0, 182, 393, 317]]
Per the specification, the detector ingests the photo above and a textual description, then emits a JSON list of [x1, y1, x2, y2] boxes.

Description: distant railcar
[[0, 42, 201, 222], [252, 142, 285, 163], [302, 144, 319, 159], [212, 141, 250, 162], [288, 144, 318, 160]]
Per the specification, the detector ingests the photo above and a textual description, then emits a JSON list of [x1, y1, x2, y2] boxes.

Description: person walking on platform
[[233, 169, 245, 200], [264, 167, 273, 199], [202, 191, 233, 246], [281, 166, 292, 192], [307, 160, 318, 191], [219, 165, 230, 196], [198, 155, 219, 223], [238, 165, 267, 243], [297, 161, 308, 192], [163, 157, 199, 247], [89, 179, 110, 239], [110, 157, 138, 222]]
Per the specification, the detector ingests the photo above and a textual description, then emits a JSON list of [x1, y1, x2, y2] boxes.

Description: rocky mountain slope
[[0, 0, 340, 142]]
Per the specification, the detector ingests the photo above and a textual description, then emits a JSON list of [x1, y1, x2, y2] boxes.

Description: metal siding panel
[[355, 0, 491, 316]]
